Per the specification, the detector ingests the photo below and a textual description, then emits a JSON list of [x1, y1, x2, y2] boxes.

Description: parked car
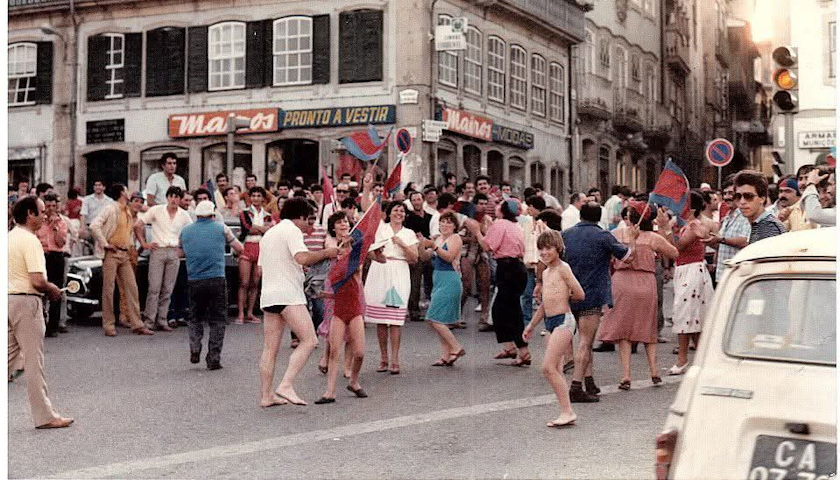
[[65, 223, 242, 322], [656, 227, 836, 480]]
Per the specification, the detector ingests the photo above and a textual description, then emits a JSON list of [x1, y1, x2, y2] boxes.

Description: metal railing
[[500, 0, 586, 39], [9, 0, 68, 6]]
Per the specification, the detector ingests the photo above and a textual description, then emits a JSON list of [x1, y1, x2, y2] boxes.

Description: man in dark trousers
[[180, 201, 243, 370]]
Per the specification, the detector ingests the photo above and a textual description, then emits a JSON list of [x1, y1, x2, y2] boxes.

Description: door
[[85, 149, 128, 191]]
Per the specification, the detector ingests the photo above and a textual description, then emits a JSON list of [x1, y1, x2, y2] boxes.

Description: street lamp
[[226, 114, 252, 178]]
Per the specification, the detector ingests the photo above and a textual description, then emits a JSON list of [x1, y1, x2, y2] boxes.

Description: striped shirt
[[748, 210, 785, 245], [303, 226, 327, 252], [716, 209, 751, 282]]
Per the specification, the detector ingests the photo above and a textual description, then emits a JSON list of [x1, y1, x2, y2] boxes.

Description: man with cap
[[179, 201, 243, 370], [776, 177, 812, 232]]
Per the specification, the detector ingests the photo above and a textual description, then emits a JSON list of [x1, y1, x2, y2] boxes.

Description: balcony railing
[[664, 27, 690, 75], [497, 0, 586, 41], [576, 72, 613, 120], [9, 0, 68, 6], [613, 86, 643, 133]]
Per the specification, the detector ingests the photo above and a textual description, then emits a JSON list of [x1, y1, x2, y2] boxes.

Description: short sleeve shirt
[[80, 194, 115, 224], [376, 223, 418, 259], [562, 222, 630, 311], [8, 227, 47, 294], [484, 219, 525, 259], [259, 219, 309, 307], [144, 172, 187, 205], [749, 210, 786, 244]]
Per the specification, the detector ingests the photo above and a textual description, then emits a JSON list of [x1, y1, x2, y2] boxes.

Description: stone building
[[8, 0, 587, 199]]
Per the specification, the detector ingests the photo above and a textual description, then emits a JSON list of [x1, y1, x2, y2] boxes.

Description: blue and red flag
[[649, 159, 690, 223], [328, 199, 382, 292], [384, 157, 402, 198], [452, 200, 478, 219], [321, 166, 334, 207], [340, 125, 393, 161], [201, 179, 216, 202]]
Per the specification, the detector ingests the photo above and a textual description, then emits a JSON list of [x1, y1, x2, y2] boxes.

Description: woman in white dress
[[365, 202, 418, 375]]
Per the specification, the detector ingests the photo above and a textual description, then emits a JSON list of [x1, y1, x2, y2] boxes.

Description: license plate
[[748, 435, 836, 480]]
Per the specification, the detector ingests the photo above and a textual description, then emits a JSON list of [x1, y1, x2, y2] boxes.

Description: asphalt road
[[9, 301, 689, 479]]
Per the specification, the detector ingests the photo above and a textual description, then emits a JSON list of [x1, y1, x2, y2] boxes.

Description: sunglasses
[[733, 192, 759, 201], [337, 190, 349, 194]]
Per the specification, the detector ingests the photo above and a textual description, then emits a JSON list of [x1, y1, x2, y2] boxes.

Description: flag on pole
[[340, 125, 393, 161], [384, 156, 403, 198], [321, 166, 334, 207], [328, 198, 383, 292], [202, 179, 216, 200], [649, 159, 690, 223]]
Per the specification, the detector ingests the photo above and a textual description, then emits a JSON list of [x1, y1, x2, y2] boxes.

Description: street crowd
[[8, 151, 836, 429]]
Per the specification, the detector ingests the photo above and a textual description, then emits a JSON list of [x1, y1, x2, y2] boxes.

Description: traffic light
[[771, 46, 798, 113]]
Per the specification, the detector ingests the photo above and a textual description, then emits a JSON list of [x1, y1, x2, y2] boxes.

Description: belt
[[9, 293, 43, 297]]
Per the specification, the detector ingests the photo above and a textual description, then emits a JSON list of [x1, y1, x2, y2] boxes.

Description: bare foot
[[234, 316, 245, 325], [246, 315, 262, 324], [547, 413, 577, 428], [274, 386, 307, 406], [259, 395, 289, 408], [343, 370, 352, 378]]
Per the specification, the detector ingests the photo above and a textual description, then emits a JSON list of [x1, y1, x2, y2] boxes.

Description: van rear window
[[726, 278, 836, 365]]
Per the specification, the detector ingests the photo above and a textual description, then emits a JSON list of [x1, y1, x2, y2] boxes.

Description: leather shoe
[[36, 417, 74, 429], [207, 362, 223, 371], [156, 324, 174, 332], [190, 351, 200, 364], [132, 327, 154, 336], [592, 342, 615, 352], [104, 330, 117, 337], [569, 387, 600, 403], [58, 326, 69, 333]]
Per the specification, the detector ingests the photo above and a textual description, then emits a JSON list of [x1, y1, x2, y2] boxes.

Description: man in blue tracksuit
[[179, 201, 243, 370]]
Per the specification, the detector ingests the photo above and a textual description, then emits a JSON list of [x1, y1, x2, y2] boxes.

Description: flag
[[649, 159, 690, 224], [384, 157, 402, 198], [340, 125, 393, 161], [202, 179, 216, 200], [321, 166, 334, 207], [328, 199, 383, 292], [452, 200, 478, 219]]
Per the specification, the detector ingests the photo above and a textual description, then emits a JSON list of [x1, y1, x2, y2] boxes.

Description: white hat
[[195, 200, 215, 217]]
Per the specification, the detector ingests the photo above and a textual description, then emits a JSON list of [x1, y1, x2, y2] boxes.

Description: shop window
[[487, 36, 506, 103], [463, 144, 481, 180], [8, 42, 39, 106], [531, 54, 546, 117], [87, 33, 140, 100], [339, 9, 383, 83], [208, 22, 246, 91], [509, 156, 525, 193], [437, 140, 457, 184], [437, 15, 458, 88], [488, 150, 503, 185], [464, 27, 482, 95], [549, 62, 565, 123], [510, 45, 527, 110], [267, 139, 319, 190], [85, 149, 128, 192], [273, 16, 313, 86], [141, 146, 189, 189], [201, 143, 250, 190]]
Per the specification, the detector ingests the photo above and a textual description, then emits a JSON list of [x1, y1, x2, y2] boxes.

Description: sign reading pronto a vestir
[[278, 105, 396, 129]]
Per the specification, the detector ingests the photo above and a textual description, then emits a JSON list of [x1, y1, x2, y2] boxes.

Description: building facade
[[8, 0, 586, 200]]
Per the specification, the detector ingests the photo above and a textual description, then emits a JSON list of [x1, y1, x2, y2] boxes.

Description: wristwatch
[[720, 237, 728, 246]]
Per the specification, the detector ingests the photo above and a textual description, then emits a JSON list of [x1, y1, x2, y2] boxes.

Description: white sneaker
[[668, 363, 688, 376], [474, 304, 482, 313]]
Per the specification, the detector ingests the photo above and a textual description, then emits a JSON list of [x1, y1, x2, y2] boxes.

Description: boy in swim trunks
[[523, 230, 585, 428]]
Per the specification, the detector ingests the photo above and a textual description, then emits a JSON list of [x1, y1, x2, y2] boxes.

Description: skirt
[[492, 258, 528, 348], [364, 259, 411, 326], [672, 261, 713, 335], [598, 270, 658, 343], [426, 269, 462, 325]]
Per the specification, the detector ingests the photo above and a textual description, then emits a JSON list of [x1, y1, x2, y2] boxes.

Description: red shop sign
[[168, 108, 278, 138], [442, 108, 493, 142]]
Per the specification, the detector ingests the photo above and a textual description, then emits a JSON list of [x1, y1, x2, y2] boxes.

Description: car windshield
[[726, 277, 836, 366]]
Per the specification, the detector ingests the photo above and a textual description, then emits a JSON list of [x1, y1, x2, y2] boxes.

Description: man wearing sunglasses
[[702, 176, 750, 283], [319, 183, 350, 225], [733, 171, 785, 245]]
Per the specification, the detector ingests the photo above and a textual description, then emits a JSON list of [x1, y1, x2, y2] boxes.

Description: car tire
[[68, 304, 95, 323]]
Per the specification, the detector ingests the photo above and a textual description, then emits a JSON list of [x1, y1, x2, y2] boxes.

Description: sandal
[[432, 358, 449, 366], [389, 364, 400, 375], [445, 349, 466, 366], [318, 364, 328, 374], [652, 376, 662, 386], [618, 380, 631, 390], [511, 354, 531, 367], [376, 362, 389, 373], [493, 349, 517, 360]]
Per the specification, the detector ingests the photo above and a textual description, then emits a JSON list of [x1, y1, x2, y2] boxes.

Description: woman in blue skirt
[[419, 211, 466, 366]]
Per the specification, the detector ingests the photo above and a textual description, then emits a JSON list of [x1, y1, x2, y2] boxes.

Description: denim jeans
[[188, 277, 227, 366], [520, 268, 536, 327]]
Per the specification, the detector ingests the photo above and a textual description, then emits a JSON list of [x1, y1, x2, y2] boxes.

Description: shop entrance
[[85, 149, 128, 191], [267, 139, 319, 190]]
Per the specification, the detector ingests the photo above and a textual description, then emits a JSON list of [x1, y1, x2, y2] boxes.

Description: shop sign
[[492, 125, 534, 149], [168, 108, 277, 138], [278, 105, 396, 129], [86, 119, 125, 144], [435, 24, 466, 51], [422, 119, 448, 142], [798, 130, 836, 149], [442, 108, 493, 142]]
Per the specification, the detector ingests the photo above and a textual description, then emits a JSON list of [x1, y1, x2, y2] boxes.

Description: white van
[[656, 227, 837, 480]]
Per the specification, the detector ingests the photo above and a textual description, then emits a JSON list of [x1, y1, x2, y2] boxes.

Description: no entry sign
[[395, 128, 412, 154], [705, 138, 734, 167]]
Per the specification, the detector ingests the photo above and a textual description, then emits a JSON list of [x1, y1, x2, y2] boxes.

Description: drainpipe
[[568, 42, 575, 197], [70, 0, 78, 190], [429, 0, 439, 186]]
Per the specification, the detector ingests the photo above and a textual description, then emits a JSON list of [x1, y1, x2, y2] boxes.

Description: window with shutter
[[187, 26, 208, 93], [339, 9, 383, 84], [487, 36, 506, 103], [208, 22, 246, 90], [8, 43, 37, 106], [103, 34, 124, 99], [311, 14, 330, 84], [34, 41, 53, 104], [246, 21, 266, 89], [273, 16, 313, 85], [123, 33, 142, 97], [146, 27, 185, 97], [87, 34, 110, 101]]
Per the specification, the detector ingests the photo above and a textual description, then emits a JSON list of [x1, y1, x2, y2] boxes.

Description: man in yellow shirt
[[8, 196, 74, 429]]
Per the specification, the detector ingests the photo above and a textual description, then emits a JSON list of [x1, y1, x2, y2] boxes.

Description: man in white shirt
[[600, 186, 629, 230], [532, 182, 561, 210], [319, 183, 350, 225], [79, 180, 114, 239], [134, 186, 193, 331], [258, 198, 339, 407], [561, 192, 586, 231], [144, 153, 187, 207]]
